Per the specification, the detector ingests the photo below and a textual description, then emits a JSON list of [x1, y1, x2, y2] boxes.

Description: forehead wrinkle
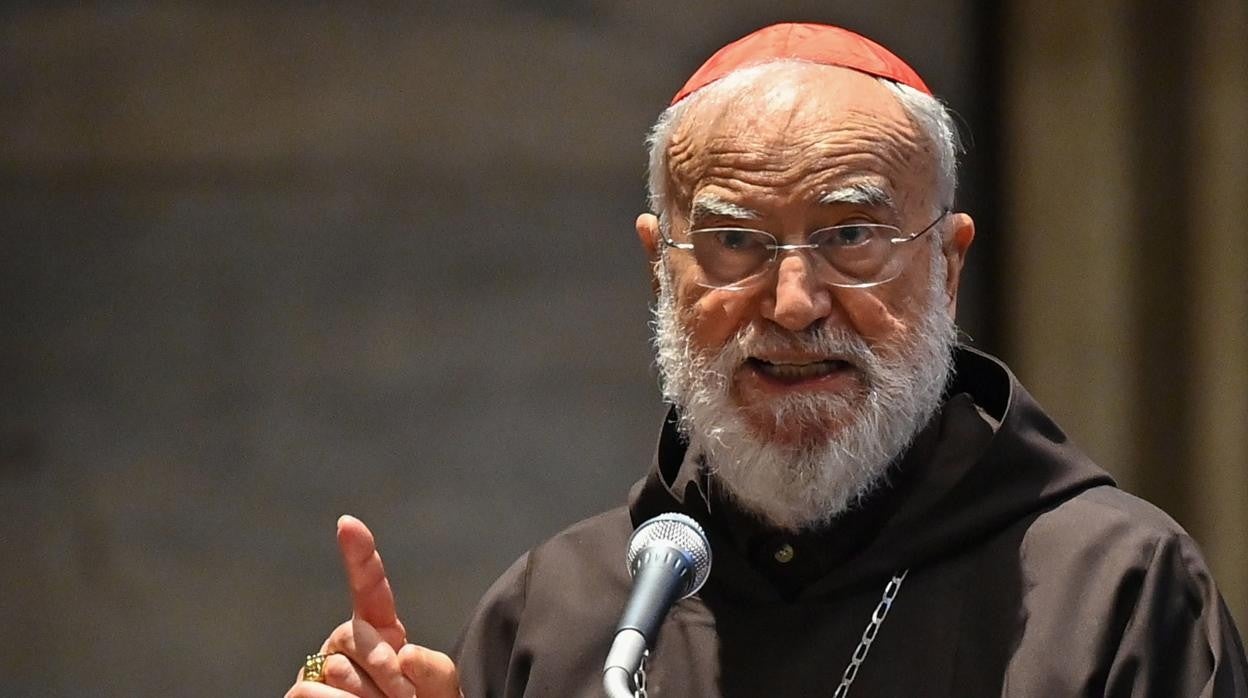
[[666, 82, 933, 217], [700, 105, 919, 166], [665, 126, 701, 211], [697, 149, 905, 200], [675, 123, 921, 196]]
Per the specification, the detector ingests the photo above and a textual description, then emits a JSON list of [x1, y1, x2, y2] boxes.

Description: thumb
[[399, 644, 463, 698]]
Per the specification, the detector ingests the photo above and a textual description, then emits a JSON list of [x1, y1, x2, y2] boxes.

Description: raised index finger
[[336, 514, 408, 649]]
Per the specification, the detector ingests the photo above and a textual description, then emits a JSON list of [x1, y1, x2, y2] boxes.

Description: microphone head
[[626, 512, 712, 598]]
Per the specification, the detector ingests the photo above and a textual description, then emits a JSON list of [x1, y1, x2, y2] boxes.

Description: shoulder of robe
[[1018, 483, 1217, 583], [465, 505, 633, 615], [521, 506, 633, 595], [1047, 484, 1189, 533], [999, 487, 1247, 696]]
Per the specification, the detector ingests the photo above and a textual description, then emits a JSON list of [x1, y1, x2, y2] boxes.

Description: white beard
[[651, 254, 957, 532]]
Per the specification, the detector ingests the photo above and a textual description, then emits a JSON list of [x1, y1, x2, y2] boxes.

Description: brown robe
[[453, 348, 1248, 696]]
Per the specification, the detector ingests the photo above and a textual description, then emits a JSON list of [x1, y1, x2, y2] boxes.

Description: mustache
[[724, 323, 878, 370]]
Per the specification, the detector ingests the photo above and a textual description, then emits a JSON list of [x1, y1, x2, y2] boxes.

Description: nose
[[760, 252, 833, 332]]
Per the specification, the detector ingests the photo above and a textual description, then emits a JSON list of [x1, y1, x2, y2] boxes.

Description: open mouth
[[745, 357, 854, 384]]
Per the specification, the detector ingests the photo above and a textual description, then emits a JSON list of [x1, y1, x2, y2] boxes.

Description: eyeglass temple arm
[[659, 234, 695, 251], [890, 208, 951, 244]]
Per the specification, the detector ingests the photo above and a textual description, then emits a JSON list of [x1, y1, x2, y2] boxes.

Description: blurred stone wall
[[0, 3, 979, 695]]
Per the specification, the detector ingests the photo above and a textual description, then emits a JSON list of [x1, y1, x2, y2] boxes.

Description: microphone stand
[[602, 629, 646, 697]]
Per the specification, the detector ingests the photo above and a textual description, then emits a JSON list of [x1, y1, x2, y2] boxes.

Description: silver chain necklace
[[634, 651, 648, 698], [632, 569, 908, 698], [833, 569, 909, 698]]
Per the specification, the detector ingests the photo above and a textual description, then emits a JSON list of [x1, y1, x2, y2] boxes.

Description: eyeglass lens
[[687, 225, 902, 288]]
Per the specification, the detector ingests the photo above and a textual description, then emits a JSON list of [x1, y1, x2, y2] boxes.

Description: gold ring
[[302, 653, 328, 683]]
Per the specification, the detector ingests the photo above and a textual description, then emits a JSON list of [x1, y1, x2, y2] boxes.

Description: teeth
[[756, 360, 841, 380]]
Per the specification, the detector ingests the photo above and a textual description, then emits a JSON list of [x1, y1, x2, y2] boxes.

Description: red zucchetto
[[670, 22, 932, 105]]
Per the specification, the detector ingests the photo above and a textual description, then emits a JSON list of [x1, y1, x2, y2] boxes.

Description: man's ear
[[636, 213, 663, 296], [941, 212, 975, 316], [636, 213, 661, 261]]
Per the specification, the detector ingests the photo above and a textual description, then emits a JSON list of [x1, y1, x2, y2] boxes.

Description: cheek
[[678, 286, 922, 350], [669, 254, 935, 351], [682, 288, 759, 349], [836, 289, 903, 344], [835, 275, 928, 348]]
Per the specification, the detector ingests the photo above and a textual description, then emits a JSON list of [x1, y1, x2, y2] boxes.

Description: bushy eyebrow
[[818, 183, 895, 210], [689, 194, 762, 224]]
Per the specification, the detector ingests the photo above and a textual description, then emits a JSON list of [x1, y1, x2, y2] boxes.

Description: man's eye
[[825, 225, 874, 247], [714, 229, 760, 251]]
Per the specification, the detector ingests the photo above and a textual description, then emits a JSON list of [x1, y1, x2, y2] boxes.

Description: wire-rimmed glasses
[[660, 209, 949, 291]]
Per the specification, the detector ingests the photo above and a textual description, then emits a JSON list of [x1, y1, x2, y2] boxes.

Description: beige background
[[1, 2, 1243, 695]]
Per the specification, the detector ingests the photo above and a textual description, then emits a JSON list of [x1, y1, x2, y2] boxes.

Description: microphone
[[603, 512, 712, 698]]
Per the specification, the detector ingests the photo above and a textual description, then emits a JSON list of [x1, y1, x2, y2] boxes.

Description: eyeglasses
[[659, 209, 949, 290]]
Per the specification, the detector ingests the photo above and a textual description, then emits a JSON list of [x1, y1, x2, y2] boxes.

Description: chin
[[732, 378, 865, 448], [735, 403, 850, 447]]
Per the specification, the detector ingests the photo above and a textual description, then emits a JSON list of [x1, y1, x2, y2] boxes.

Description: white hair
[[645, 60, 962, 227]]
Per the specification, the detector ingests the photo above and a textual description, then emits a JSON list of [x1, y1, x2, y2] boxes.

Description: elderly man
[[287, 23, 1248, 698]]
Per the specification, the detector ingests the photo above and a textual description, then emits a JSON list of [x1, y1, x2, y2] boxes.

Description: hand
[[285, 515, 463, 698]]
